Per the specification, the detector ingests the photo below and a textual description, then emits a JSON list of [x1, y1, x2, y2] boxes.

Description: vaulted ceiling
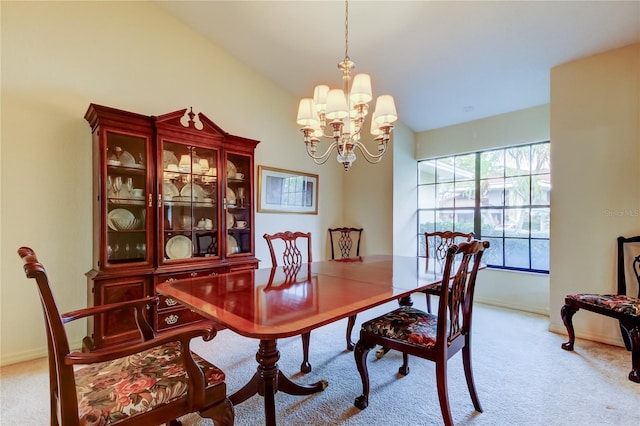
[[156, 1, 640, 132]]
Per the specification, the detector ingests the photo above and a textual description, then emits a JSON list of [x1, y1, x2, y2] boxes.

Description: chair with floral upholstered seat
[[561, 235, 640, 383], [353, 240, 489, 426], [18, 246, 234, 426]]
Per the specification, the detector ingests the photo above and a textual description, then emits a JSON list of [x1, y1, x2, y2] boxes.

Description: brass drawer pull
[[164, 314, 179, 325], [164, 298, 178, 307]]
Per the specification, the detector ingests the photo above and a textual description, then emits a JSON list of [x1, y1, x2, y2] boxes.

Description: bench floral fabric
[[566, 293, 640, 317], [361, 306, 439, 348], [75, 341, 225, 425]]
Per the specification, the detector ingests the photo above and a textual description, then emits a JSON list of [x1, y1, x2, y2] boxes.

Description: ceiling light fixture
[[296, 0, 398, 172]]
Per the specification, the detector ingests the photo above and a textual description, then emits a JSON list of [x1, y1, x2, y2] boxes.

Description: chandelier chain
[[344, 0, 349, 61]]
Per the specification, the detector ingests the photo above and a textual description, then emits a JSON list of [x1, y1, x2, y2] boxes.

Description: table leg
[[229, 338, 328, 426]]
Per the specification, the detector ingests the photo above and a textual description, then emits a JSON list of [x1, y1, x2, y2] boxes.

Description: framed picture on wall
[[257, 166, 318, 214]]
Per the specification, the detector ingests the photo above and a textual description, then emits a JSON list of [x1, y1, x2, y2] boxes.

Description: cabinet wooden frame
[[84, 104, 260, 350]]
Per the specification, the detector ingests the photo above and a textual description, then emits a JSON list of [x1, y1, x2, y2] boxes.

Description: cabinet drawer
[[229, 261, 258, 272], [156, 308, 204, 331], [156, 267, 227, 284]]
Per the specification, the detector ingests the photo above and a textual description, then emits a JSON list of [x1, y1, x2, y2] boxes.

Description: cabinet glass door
[[161, 142, 219, 262], [226, 152, 252, 256], [105, 131, 149, 266]]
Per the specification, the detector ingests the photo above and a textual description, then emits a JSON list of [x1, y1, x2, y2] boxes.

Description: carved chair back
[[263, 231, 312, 267], [328, 227, 363, 259], [425, 230, 474, 262]]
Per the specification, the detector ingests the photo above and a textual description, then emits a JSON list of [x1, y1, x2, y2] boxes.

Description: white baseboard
[[0, 338, 84, 367], [475, 296, 550, 316], [547, 323, 625, 348]]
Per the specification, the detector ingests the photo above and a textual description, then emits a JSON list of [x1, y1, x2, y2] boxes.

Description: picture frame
[[257, 166, 318, 214]]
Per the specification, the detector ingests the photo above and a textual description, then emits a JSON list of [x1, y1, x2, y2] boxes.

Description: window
[[417, 142, 550, 273]]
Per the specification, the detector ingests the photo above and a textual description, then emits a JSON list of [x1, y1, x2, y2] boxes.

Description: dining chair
[[328, 227, 363, 260], [263, 231, 315, 373], [18, 246, 234, 426], [561, 235, 640, 383], [328, 227, 363, 350], [353, 240, 490, 426], [423, 231, 474, 312]]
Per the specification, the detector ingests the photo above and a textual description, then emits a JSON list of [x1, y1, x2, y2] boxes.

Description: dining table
[[156, 254, 454, 426]]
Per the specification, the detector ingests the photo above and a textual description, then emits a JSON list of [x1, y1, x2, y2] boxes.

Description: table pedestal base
[[229, 339, 328, 426]]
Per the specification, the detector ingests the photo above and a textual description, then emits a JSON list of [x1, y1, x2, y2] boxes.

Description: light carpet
[[1, 301, 639, 425]]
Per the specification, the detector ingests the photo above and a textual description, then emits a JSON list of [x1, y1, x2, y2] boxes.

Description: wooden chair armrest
[[65, 323, 216, 365], [61, 296, 159, 322]]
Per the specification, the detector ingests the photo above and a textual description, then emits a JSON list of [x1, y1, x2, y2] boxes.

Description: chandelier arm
[[353, 142, 389, 163], [306, 141, 338, 164]]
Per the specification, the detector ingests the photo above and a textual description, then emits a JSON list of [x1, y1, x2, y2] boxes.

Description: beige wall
[[414, 105, 552, 315], [548, 43, 640, 345], [0, 1, 405, 365]]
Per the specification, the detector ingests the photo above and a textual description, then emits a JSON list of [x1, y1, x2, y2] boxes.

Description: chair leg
[[375, 345, 390, 359], [353, 339, 375, 410], [623, 323, 640, 383], [301, 331, 311, 373], [399, 352, 410, 376], [200, 397, 235, 426], [435, 360, 454, 426], [560, 304, 579, 351], [462, 343, 483, 412], [346, 314, 356, 351], [426, 293, 432, 313]]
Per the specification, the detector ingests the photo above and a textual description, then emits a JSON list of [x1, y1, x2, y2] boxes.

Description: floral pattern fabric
[[75, 341, 225, 425], [361, 306, 439, 348], [567, 293, 640, 316]]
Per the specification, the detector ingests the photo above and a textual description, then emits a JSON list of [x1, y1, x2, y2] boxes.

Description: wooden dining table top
[[156, 254, 448, 339]]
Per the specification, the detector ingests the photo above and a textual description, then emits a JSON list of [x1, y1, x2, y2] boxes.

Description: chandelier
[[295, 0, 398, 172]]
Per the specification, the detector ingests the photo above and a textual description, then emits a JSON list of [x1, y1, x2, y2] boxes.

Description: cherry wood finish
[[156, 255, 453, 426], [423, 231, 474, 312], [561, 235, 640, 383], [84, 103, 259, 350], [18, 247, 233, 426], [353, 241, 489, 426]]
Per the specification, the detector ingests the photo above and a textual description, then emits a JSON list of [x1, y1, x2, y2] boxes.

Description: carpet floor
[[1, 301, 638, 425]]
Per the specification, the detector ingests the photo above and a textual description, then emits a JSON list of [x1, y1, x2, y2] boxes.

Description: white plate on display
[[163, 150, 178, 169], [226, 160, 237, 178], [226, 212, 234, 228], [180, 183, 207, 199], [227, 235, 238, 254], [226, 187, 236, 204], [166, 235, 192, 259], [163, 181, 179, 199], [119, 150, 136, 166], [108, 208, 135, 231]]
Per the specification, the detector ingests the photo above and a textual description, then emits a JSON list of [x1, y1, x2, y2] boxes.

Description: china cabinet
[[84, 104, 259, 350]]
